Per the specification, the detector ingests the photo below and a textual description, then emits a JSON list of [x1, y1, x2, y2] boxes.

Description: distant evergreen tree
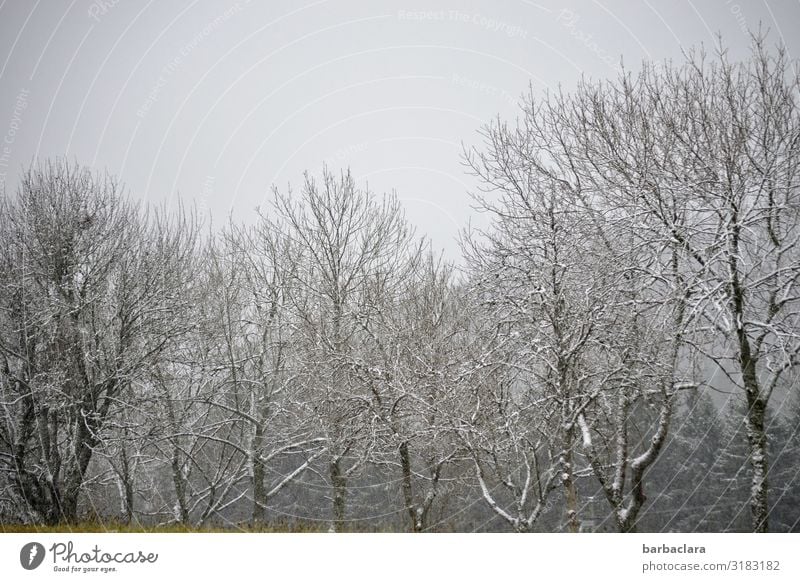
[[638, 391, 729, 531], [640, 388, 800, 532], [767, 389, 800, 532]]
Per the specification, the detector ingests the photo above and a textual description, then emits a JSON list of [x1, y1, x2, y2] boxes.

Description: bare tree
[[462, 133, 617, 531], [543, 37, 800, 531], [271, 167, 424, 530], [461, 52, 713, 530], [215, 217, 326, 525], [0, 160, 199, 523], [455, 348, 561, 532], [351, 253, 465, 531]]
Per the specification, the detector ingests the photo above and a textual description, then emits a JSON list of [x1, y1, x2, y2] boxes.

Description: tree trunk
[[59, 410, 99, 523], [252, 424, 267, 525], [399, 441, 422, 532], [734, 275, 769, 533], [171, 444, 189, 524], [560, 445, 580, 533], [118, 444, 134, 524], [744, 389, 769, 532], [330, 458, 346, 532]]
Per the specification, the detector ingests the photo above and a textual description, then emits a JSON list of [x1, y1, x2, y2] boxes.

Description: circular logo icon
[[20, 542, 45, 570]]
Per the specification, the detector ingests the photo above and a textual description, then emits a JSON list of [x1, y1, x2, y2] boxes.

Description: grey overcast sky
[[1, 0, 798, 259]]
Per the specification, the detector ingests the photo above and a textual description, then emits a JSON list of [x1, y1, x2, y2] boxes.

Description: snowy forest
[[1, 38, 799, 533]]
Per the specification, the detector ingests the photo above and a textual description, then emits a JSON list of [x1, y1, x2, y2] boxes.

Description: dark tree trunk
[[118, 443, 134, 524], [560, 443, 580, 533], [399, 441, 422, 532], [744, 386, 769, 533], [732, 240, 770, 533], [330, 458, 346, 532], [252, 425, 267, 525], [59, 410, 99, 523], [171, 445, 189, 524]]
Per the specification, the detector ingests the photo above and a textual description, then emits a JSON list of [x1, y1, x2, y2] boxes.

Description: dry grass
[[0, 520, 332, 533]]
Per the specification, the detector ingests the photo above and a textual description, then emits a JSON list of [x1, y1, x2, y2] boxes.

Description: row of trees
[[1, 38, 798, 532]]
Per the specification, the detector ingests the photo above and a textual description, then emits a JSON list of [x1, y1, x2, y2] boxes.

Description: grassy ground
[[0, 520, 332, 533]]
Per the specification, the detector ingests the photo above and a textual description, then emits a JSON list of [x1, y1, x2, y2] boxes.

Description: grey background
[[1, 0, 798, 259]]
